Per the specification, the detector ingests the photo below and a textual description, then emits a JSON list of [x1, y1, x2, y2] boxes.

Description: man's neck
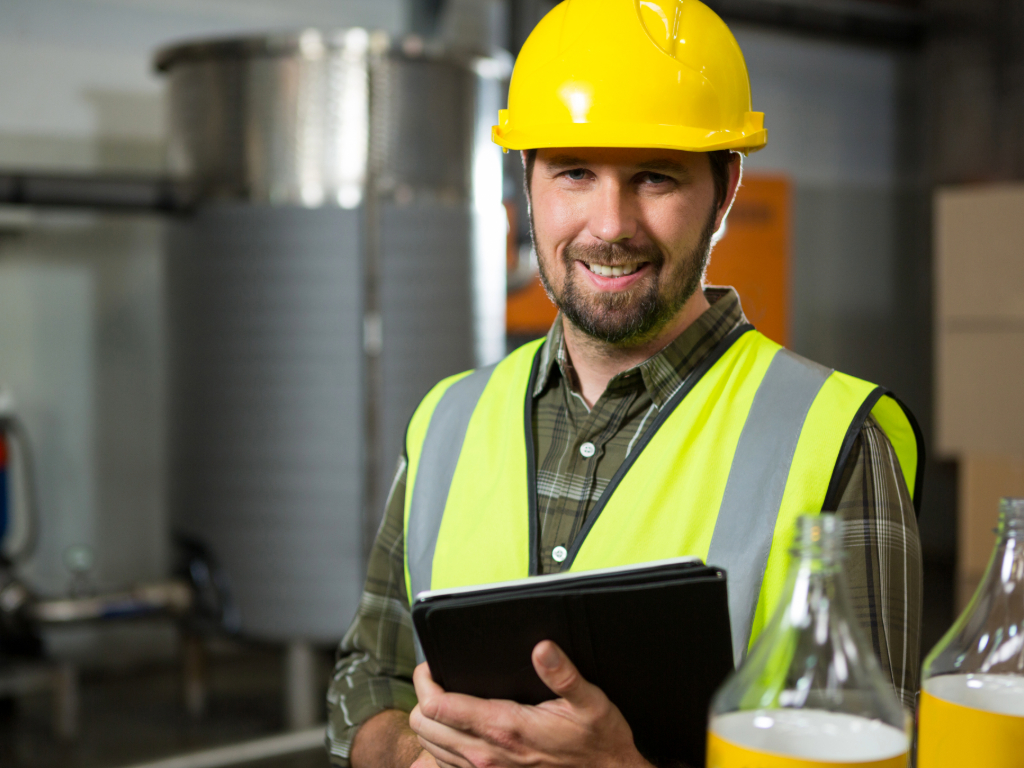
[[562, 288, 712, 408]]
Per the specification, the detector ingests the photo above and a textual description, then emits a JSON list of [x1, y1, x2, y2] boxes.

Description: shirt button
[[552, 545, 568, 563], [579, 442, 596, 458]]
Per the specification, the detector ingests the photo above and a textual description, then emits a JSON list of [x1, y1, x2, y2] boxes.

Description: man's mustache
[[563, 241, 664, 269]]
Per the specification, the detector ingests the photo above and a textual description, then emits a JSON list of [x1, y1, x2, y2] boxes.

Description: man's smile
[[581, 260, 646, 278], [575, 259, 652, 290]]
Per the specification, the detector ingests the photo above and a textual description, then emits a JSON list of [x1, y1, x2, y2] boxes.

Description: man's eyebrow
[[636, 158, 691, 176], [540, 155, 693, 176], [543, 154, 590, 169]]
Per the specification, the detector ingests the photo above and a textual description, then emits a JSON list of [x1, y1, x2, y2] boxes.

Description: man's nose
[[587, 180, 637, 244]]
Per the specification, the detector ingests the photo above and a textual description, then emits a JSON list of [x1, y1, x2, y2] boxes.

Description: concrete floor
[[1, 641, 333, 768]]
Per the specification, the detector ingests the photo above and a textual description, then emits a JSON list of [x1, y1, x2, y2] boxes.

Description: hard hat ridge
[[492, 0, 767, 154]]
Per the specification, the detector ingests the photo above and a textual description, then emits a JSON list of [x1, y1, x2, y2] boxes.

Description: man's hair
[[523, 148, 737, 212]]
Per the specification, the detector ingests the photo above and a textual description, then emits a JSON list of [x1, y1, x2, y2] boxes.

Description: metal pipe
[[285, 641, 320, 731], [113, 726, 325, 768], [28, 580, 193, 623], [0, 172, 193, 212]]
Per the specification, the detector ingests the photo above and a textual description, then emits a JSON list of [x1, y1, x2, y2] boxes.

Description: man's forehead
[[535, 147, 699, 173]]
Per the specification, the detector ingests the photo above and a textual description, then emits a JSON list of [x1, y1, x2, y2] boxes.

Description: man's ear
[[521, 149, 534, 215], [714, 154, 743, 233]]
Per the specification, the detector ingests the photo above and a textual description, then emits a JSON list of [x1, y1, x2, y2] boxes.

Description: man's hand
[[408, 640, 653, 768], [410, 751, 441, 768]]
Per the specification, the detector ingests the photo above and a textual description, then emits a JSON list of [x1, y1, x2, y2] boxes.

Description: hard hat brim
[[491, 122, 767, 155]]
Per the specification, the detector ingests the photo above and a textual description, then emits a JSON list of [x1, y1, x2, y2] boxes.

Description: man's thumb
[[532, 640, 592, 705]]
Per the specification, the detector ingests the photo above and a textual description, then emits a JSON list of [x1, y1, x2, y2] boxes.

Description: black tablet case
[[412, 559, 734, 767]]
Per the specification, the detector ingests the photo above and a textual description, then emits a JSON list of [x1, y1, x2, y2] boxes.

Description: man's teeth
[[586, 263, 642, 278]]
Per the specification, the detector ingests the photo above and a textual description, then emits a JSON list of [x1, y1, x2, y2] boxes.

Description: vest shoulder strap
[[404, 340, 543, 602], [818, 376, 924, 516], [705, 347, 832, 660]]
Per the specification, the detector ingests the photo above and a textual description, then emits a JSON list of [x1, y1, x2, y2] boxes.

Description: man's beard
[[535, 204, 719, 346]]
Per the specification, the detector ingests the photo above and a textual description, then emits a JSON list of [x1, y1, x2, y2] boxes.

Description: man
[[328, 1, 923, 767]]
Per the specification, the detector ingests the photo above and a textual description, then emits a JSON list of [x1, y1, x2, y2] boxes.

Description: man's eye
[[565, 168, 588, 181], [644, 172, 671, 184]]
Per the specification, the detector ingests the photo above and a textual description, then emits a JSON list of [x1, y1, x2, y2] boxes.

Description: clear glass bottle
[[918, 497, 1024, 767], [707, 514, 910, 767]]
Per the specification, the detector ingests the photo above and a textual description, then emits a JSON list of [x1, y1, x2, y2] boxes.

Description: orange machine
[[506, 174, 791, 344], [705, 174, 791, 346]]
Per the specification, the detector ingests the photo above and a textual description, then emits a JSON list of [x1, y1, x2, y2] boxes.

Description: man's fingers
[[417, 735, 472, 768], [409, 748, 446, 768], [413, 662, 443, 702], [412, 709, 485, 768], [413, 682, 498, 733], [412, 697, 483, 748], [413, 661, 501, 734], [412, 664, 448, 737], [531, 640, 598, 708]]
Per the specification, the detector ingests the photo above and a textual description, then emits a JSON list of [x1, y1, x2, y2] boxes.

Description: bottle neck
[[922, 498, 1024, 680], [782, 515, 849, 628], [783, 549, 847, 624], [986, 500, 1024, 588], [997, 498, 1024, 536]]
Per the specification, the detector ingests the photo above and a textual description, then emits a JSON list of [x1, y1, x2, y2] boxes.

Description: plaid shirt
[[326, 288, 922, 765]]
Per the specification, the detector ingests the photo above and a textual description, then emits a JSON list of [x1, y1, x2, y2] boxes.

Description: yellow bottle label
[[707, 731, 907, 767], [918, 689, 1024, 768]]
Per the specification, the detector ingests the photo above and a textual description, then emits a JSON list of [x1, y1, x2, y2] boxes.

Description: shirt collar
[[533, 311, 570, 397], [532, 286, 747, 407]]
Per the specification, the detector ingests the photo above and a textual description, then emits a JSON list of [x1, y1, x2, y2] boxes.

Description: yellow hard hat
[[492, 0, 766, 154]]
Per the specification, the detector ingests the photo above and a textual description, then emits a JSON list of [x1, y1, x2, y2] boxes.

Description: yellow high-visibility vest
[[403, 326, 922, 661]]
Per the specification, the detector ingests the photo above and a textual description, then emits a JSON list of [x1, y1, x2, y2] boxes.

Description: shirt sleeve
[[834, 414, 923, 711], [326, 455, 420, 767]]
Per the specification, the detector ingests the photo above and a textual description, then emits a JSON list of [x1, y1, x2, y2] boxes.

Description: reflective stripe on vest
[[403, 329, 922, 664], [705, 348, 830, 660], [406, 364, 498, 604]]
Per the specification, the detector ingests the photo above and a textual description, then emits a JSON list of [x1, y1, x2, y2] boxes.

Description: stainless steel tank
[[156, 30, 508, 643]]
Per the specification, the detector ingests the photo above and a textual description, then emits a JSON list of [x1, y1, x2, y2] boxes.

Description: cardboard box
[[934, 185, 1024, 609], [935, 185, 1024, 457], [957, 455, 1024, 610]]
